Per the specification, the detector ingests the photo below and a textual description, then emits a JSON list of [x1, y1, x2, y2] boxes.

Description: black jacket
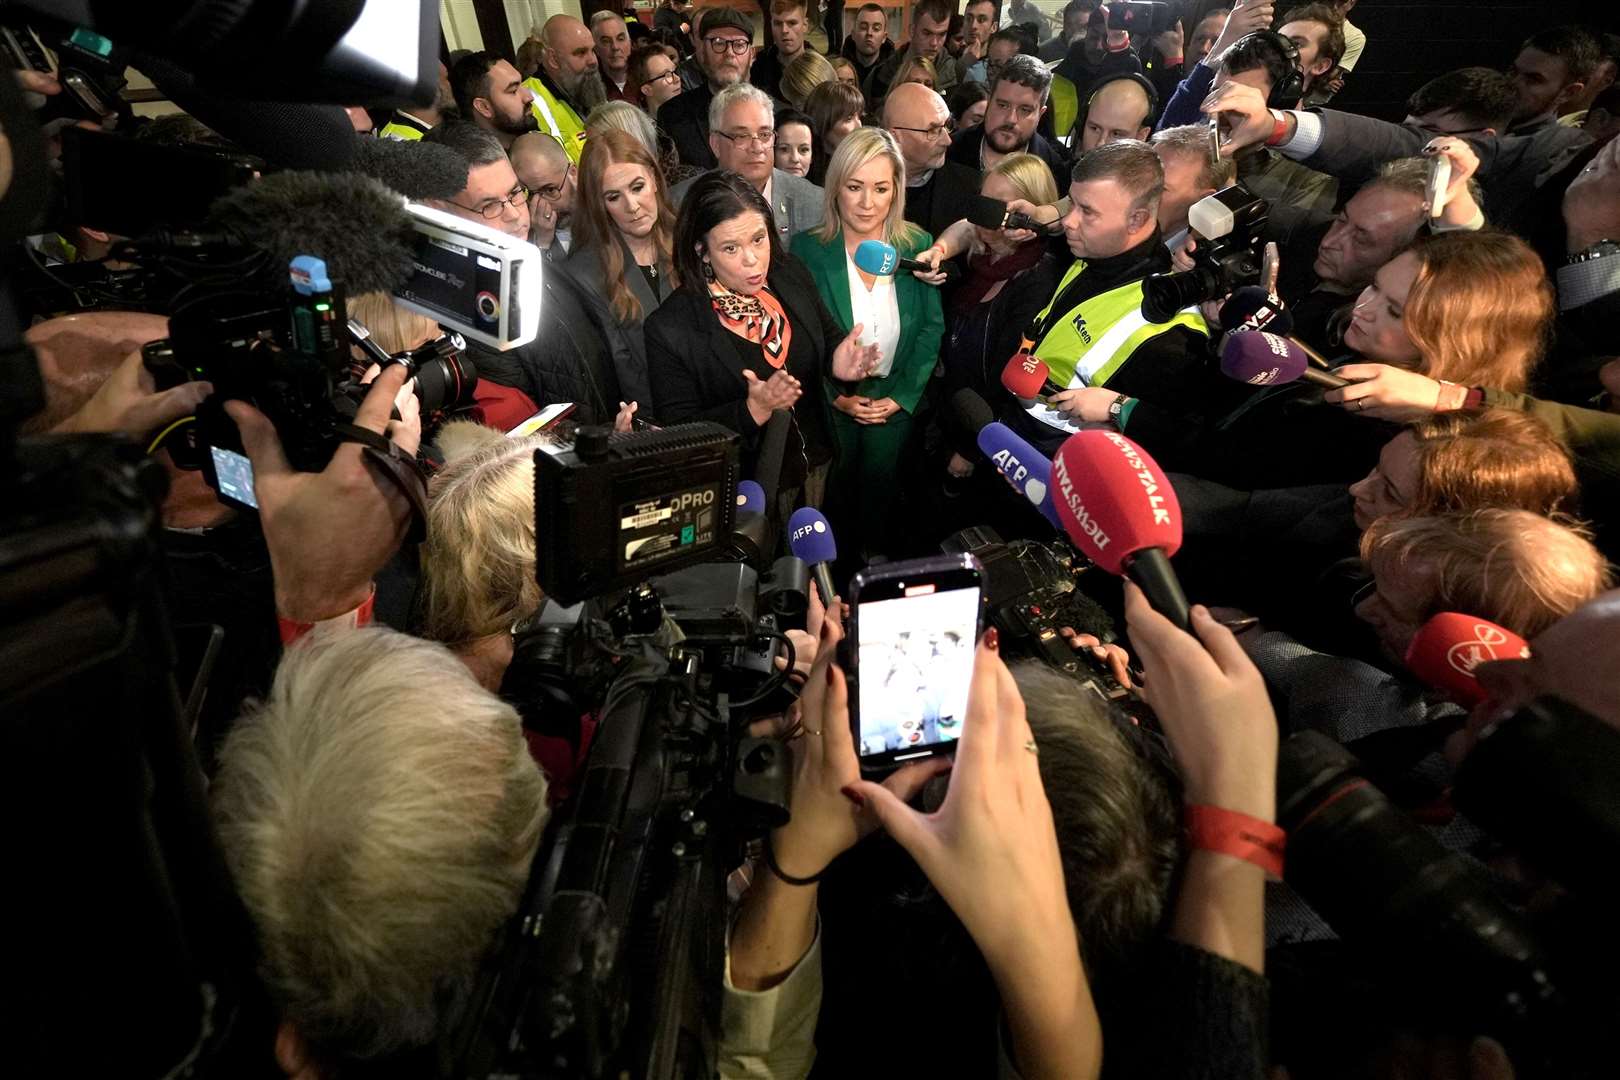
[[555, 236, 673, 418], [470, 269, 620, 425], [750, 43, 819, 103], [661, 82, 717, 169], [841, 36, 894, 88], [644, 252, 847, 475], [904, 160, 983, 241], [947, 126, 1068, 190]]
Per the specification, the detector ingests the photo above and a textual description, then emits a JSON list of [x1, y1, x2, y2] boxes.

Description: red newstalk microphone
[[1001, 353, 1061, 402], [1050, 429, 1190, 629], [1405, 612, 1531, 708]]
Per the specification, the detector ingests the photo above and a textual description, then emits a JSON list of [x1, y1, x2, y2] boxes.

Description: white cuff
[[1278, 110, 1323, 160], [1433, 206, 1486, 233]]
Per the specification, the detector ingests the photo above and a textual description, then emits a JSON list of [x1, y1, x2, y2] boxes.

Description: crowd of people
[[19, 0, 1620, 1077]]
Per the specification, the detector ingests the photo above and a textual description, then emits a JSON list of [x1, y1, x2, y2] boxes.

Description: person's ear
[[1554, 79, 1586, 111], [474, 96, 495, 121], [274, 1021, 320, 1080], [708, 131, 722, 158], [1128, 206, 1152, 234]]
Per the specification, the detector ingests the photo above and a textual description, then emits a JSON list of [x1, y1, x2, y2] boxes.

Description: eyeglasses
[[715, 128, 776, 149], [640, 68, 681, 90], [705, 35, 752, 55], [451, 183, 530, 219], [891, 120, 954, 139], [533, 169, 572, 202]]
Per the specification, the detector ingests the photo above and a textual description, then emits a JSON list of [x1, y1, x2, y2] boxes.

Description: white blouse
[[844, 248, 902, 380]]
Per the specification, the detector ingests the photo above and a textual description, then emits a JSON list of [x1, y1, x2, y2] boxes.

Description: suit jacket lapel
[[819, 230, 854, 332]]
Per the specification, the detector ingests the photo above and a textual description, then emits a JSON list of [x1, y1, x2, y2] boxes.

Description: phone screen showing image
[[210, 446, 259, 509], [854, 569, 981, 768]]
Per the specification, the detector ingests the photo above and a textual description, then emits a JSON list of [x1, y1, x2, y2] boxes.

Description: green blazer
[[788, 224, 945, 414]]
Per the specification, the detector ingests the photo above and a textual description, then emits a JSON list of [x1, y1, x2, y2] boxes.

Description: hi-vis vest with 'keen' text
[[522, 77, 587, 164], [1023, 259, 1208, 435]]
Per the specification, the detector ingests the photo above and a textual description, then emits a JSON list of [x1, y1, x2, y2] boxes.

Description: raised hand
[[742, 367, 803, 424], [831, 322, 882, 381]]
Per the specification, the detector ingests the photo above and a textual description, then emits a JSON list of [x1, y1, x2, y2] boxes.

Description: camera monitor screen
[[855, 581, 980, 763]]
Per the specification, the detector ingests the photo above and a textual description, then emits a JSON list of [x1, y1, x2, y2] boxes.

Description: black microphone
[[950, 387, 996, 437], [967, 193, 1056, 234], [204, 171, 419, 296], [350, 136, 470, 201]]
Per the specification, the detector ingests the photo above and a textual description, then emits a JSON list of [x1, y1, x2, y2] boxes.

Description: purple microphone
[[787, 506, 839, 608], [736, 480, 766, 515], [1220, 332, 1348, 389], [976, 422, 1064, 530]]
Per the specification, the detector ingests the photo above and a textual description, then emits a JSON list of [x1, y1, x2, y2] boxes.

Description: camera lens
[[410, 350, 478, 415], [1141, 264, 1223, 323]]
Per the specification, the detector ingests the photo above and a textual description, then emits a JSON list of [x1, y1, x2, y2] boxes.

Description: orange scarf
[[708, 280, 793, 368]]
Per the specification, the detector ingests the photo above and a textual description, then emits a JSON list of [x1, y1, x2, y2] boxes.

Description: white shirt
[[1339, 19, 1366, 71], [845, 248, 901, 379]]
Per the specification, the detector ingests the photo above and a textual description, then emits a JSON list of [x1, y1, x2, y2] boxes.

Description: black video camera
[[1106, 0, 1179, 35], [1142, 185, 1269, 323]]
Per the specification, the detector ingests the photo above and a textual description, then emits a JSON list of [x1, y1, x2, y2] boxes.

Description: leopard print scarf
[[708, 279, 793, 368]]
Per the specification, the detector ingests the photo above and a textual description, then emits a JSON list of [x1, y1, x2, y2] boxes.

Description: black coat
[[947, 126, 1069, 190], [470, 268, 620, 425], [644, 252, 846, 472], [555, 236, 672, 418], [660, 83, 717, 169]]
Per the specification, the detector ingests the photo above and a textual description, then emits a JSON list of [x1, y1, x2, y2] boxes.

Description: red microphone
[[1405, 613, 1530, 708], [1050, 429, 1190, 629], [1001, 354, 1062, 403]]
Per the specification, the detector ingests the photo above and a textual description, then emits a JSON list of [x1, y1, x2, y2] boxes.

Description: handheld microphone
[[949, 387, 996, 437], [787, 507, 839, 608], [1218, 285, 1293, 337], [853, 239, 933, 277], [1220, 332, 1349, 390], [736, 480, 766, 515], [975, 422, 1063, 530], [1051, 430, 1191, 629], [1405, 613, 1530, 708], [966, 193, 1055, 234], [1000, 354, 1063, 403]]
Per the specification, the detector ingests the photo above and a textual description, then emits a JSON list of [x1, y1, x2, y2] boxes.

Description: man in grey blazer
[[667, 82, 824, 240]]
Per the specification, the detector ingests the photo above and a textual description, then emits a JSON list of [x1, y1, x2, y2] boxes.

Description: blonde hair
[[419, 422, 556, 646], [1402, 230, 1553, 393], [585, 99, 660, 160], [815, 125, 924, 249], [892, 53, 937, 89], [1361, 509, 1613, 638], [345, 291, 440, 355], [969, 152, 1059, 256], [212, 626, 547, 1064], [781, 50, 838, 109]]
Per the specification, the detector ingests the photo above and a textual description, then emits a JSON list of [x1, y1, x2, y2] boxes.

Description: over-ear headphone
[[1072, 71, 1161, 146], [1230, 29, 1305, 110]]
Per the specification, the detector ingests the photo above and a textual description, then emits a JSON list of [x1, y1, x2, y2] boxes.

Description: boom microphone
[[1051, 430, 1191, 629], [1220, 332, 1349, 390], [853, 239, 933, 276], [1001, 354, 1063, 402], [787, 507, 839, 608], [976, 422, 1063, 529], [349, 135, 470, 201], [1405, 613, 1530, 708], [204, 170, 418, 297]]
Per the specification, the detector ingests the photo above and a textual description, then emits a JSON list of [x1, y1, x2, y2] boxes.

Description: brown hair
[[805, 79, 865, 154], [628, 41, 680, 107], [781, 50, 838, 109], [515, 36, 546, 78], [1401, 231, 1553, 393], [769, 0, 810, 14], [1405, 409, 1578, 518], [1360, 509, 1613, 638], [1279, 2, 1348, 68], [574, 129, 677, 323]]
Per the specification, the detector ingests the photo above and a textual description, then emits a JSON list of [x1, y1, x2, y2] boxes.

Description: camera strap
[[334, 421, 428, 544]]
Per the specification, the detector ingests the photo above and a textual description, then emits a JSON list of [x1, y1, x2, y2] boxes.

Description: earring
[[702, 261, 715, 281]]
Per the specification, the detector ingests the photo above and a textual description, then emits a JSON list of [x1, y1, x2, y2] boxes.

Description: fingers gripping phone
[[846, 554, 985, 772]]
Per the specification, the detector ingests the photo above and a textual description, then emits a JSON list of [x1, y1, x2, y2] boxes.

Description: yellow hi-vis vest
[[522, 76, 587, 164], [1049, 74, 1078, 146], [1022, 259, 1209, 435]]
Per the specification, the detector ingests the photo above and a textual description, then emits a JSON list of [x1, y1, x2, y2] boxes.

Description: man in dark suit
[[884, 83, 981, 244], [661, 7, 755, 169]]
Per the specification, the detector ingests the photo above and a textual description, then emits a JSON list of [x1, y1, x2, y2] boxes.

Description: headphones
[[1072, 71, 1161, 145], [1230, 30, 1305, 110]]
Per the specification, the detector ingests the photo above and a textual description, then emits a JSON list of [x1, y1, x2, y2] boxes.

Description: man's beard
[[566, 69, 609, 112], [496, 108, 539, 136], [986, 124, 1025, 153]]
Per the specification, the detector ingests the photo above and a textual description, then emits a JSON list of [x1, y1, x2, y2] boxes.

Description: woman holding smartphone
[[790, 126, 944, 559]]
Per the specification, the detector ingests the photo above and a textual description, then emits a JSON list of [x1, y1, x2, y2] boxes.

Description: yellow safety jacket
[[1021, 259, 1209, 434], [1049, 74, 1078, 146], [378, 111, 430, 141], [523, 76, 587, 163]]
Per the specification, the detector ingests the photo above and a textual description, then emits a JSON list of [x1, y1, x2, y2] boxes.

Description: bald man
[[1078, 75, 1153, 152], [510, 130, 576, 257], [883, 82, 980, 266], [522, 14, 605, 163]]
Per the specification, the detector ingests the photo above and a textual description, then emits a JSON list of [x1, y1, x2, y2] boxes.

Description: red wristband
[[1264, 111, 1290, 148], [1184, 804, 1285, 877], [277, 587, 377, 645], [1463, 386, 1485, 409]]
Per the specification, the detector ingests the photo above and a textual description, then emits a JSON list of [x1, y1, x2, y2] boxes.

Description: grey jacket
[[668, 168, 825, 241], [1293, 108, 1590, 226]]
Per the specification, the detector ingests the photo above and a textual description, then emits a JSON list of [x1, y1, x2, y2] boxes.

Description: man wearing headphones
[[1076, 72, 1157, 152]]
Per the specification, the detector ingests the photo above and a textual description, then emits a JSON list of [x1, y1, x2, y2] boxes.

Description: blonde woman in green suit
[[790, 125, 945, 557]]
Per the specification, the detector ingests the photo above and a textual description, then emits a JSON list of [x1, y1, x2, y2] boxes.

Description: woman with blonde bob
[[556, 128, 678, 417], [780, 50, 838, 110], [790, 125, 944, 557], [891, 53, 938, 92]]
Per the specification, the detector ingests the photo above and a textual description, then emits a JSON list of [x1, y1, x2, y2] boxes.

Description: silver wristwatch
[[1567, 239, 1620, 265], [1107, 394, 1128, 428]]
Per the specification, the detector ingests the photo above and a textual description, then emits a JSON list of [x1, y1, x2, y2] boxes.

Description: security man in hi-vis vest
[[520, 14, 600, 165], [927, 140, 1250, 459]]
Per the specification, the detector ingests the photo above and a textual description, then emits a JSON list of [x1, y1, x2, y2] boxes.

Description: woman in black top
[[644, 171, 878, 508]]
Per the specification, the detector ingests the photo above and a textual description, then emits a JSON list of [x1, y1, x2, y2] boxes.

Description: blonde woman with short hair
[[789, 126, 943, 557]]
